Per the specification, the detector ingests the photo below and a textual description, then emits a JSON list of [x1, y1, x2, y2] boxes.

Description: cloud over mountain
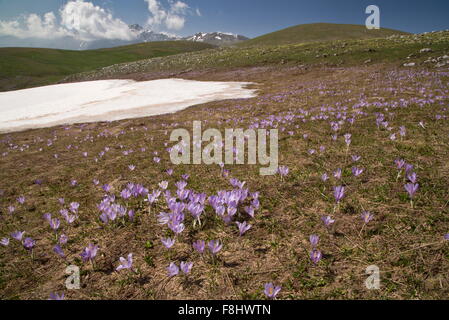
[[145, 0, 193, 31]]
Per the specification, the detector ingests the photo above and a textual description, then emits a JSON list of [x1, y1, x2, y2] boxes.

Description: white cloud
[[60, 0, 136, 41], [0, 0, 136, 42], [145, 0, 191, 31], [0, 12, 71, 39], [196, 8, 202, 17]]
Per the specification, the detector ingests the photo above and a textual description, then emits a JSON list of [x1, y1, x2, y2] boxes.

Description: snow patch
[[0, 79, 256, 133]]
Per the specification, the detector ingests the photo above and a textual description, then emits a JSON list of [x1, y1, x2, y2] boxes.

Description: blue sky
[[0, 0, 448, 42]]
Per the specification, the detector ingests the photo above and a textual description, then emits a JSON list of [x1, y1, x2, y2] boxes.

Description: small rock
[[420, 48, 432, 53], [364, 59, 372, 64], [403, 62, 416, 67]]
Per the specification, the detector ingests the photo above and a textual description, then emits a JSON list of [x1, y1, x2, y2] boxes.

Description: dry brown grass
[[0, 63, 448, 300]]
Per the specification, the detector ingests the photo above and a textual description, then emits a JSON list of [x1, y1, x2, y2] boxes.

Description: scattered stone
[[364, 59, 372, 64], [420, 48, 432, 53], [403, 62, 416, 67]]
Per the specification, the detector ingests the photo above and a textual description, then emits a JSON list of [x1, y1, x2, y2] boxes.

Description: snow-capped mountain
[[183, 32, 249, 46]]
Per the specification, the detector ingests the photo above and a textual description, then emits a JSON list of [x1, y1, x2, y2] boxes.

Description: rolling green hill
[[239, 23, 410, 47], [0, 41, 214, 92]]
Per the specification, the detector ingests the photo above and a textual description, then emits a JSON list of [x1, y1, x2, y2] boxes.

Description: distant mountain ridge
[[184, 32, 249, 46], [129, 25, 249, 47]]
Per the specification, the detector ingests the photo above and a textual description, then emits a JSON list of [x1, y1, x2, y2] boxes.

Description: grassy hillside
[[239, 23, 410, 47], [63, 31, 449, 83], [0, 41, 214, 92]]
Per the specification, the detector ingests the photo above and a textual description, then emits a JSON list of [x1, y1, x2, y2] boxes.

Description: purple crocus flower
[[333, 168, 342, 180], [169, 222, 185, 235], [180, 261, 193, 274], [8, 205, 15, 214], [208, 240, 222, 255], [127, 209, 135, 221], [58, 198, 65, 205], [161, 238, 175, 249], [23, 237, 36, 250], [175, 180, 188, 190], [352, 167, 364, 177], [244, 206, 255, 218], [49, 218, 60, 231], [444, 234, 449, 241], [236, 221, 252, 236], [11, 231, 25, 241], [69, 202, 79, 213], [321, 173, 329, 182], [159, 181, 168, 190], [344, 133, 352, 146], [405, 164, 414, 173], [404, 183, 419, 199], [128, 165, 136, 171], [351, 155, 361, 162], [1, 238, 9, 246], [395, 159, 405, 170], [17, 196, 25, 204], [277, 166, 289, 177], [193, 240, 205, 253], [116, 253, 133, 272], [59, 234, 68, 245], [80, 243, 98, 262], [120, 189, 132, 199], [53, 245, 65, 258], [49, 293, 65, 300], [333, 186, 345, 203], [167, 262, 179, 277], [310, 249, 322, 264], [264, 283, 281, 299], [65, 214, 76, 224], [309, 235, 320, 247], [361, 211, 374, 224], [321, 216, 335, 226], [407, 172, 418, 184]]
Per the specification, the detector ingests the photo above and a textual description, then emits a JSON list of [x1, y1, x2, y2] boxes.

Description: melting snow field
[[0, 79, 256, 133]]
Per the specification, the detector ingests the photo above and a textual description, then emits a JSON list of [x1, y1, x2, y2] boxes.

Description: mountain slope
[[239, 23, 410, 47], [0, 41, 213, 92]]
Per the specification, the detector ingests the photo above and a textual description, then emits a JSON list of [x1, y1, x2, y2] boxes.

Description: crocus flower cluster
[[309, 234, 322, 265], [80, 243, 98, 263], [167, 261, 193, 276], [98, 195, 133, 224]]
